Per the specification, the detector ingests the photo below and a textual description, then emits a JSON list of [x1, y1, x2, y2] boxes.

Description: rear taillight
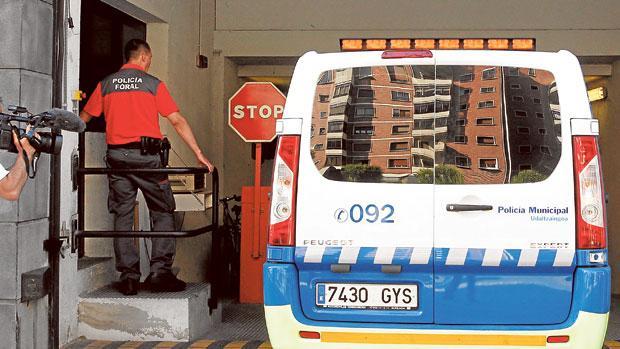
[[268, 135, 300, 246], [573, 136, 606, 249]]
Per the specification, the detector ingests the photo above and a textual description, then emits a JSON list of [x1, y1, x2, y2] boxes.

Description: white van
[[264, 49, 610, 348]]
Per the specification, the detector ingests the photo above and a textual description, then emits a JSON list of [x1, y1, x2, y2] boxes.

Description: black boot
[[118, 278, 139, 295], [147, 272, 186, 292]]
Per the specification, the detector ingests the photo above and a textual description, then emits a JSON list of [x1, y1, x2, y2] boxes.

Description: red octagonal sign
[[228, 82, 286, 143]]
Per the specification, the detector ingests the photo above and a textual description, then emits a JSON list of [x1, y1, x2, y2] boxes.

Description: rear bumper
[[264, 263, 610, 348], [265, 306, 608, 348]]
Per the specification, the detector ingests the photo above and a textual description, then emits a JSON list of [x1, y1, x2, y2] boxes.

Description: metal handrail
[[73, 166, 220, 313], [72, 167, 219, 252]]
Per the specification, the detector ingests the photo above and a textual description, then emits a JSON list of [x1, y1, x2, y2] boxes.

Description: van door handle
[[446, 204, 493, 212]]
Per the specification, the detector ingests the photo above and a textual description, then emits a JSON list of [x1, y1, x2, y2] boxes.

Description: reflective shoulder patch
[[101, 69, 160, 96]]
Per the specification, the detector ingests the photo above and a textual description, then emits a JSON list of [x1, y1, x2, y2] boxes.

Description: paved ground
[[64, 297, 620, 348]]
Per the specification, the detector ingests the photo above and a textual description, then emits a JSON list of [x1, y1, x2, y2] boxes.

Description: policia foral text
[[80, 39, 214, 295]]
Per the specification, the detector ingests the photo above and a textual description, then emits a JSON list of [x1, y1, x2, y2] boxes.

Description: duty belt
[[107, 137, 170, 166], [107, 142, 141, 149]]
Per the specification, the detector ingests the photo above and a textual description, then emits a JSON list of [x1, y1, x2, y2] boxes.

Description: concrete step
[[77, 257, 116, 294], [78, 283, 221, 342]]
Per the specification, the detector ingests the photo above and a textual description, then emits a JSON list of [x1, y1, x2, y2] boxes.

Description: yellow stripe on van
[[321, 332, 548, 346]]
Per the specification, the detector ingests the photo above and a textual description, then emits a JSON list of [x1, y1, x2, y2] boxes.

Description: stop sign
[[228, 82, 286, 142]]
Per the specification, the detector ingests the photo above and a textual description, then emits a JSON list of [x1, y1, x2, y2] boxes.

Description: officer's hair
[[124, 39, 151, 62]]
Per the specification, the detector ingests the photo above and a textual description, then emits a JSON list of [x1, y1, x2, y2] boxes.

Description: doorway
[[79, 0, 146, 132], [78, 0, 146, 257]]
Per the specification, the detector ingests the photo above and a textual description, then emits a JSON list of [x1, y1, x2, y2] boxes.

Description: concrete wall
[[0, 0, 53, 347], [591, 63, 620, 295], [217, 0, 620, 31], [213, 0, 620, 57], [58, 0, 86, 343]]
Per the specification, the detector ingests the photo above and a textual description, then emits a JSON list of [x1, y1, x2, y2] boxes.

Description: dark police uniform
[[84, 63, 179, 282]]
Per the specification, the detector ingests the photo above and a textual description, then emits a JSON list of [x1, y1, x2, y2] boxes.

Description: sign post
[[228, 82, 286, 303]]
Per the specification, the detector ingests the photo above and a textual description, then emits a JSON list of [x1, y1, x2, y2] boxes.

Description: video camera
[[0, 105, 85, 155], [0, 105, 85, 177]]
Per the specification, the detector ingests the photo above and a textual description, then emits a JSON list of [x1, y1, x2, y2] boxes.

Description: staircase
[[77, 283, 221, 342], [75, 172, 221, 342], [169, 173, 213, 212]]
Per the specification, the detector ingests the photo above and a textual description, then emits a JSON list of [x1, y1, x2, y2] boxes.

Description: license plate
[[315, 283, 418, 310]]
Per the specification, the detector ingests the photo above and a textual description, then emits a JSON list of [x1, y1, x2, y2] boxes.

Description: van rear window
[[310, 65, 561, 184]]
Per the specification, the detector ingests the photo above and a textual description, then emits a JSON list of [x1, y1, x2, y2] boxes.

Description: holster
[[140, 136, 162, 155], [160, 137, 170, 167], [140, 136, 170, 166]]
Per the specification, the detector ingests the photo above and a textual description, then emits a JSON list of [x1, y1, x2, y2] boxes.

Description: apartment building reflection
[[311, 65, 422, 181], [503, 68, 561, 178], [440, 66, 508, 184], [310, 64, 561, 184]]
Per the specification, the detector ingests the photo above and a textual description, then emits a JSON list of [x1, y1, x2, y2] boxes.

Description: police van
[[264, 48, 610, 348]]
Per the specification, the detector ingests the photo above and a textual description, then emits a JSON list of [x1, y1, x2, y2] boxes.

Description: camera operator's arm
[[0, 131, 36, 201]]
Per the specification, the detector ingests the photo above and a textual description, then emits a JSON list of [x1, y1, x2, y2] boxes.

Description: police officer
[[80, 39, 213, 295]]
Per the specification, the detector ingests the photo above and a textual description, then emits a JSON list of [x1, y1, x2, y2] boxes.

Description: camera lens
[[35, 132, 63, 155]]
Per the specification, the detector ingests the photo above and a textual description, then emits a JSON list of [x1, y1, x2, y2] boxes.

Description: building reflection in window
[[310, 65, 561, 184]]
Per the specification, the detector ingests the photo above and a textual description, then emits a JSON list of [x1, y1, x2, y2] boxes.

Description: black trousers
[[106, 148, 176, 281]]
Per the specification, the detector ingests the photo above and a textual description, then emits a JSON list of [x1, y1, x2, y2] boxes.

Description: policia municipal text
[[80, 39, 214, 295]]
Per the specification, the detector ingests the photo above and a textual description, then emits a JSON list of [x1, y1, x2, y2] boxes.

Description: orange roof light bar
[[463, 39, 485, 50], [488, 39, 510, 50], [512, 38, 535, 50], [341, 38, 535, 51], [366, 39, 387, 50], [389, 39, 412, 49], [340, 39, 363, 51], [439, 39, 460, 49], [415, 39, 436, 49]]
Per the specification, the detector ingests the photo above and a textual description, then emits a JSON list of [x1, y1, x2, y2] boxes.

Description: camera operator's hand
[[12, 128, 37, 161], [0, 128, 35, 201]]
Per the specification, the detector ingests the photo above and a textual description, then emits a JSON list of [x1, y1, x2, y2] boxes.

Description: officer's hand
[[12, 128, 36, 160], [196, 152, 214, 173]]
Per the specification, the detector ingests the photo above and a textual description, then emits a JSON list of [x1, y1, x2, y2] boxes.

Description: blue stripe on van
[[295, 246, 575, 268], [263, 263, 611, 328]]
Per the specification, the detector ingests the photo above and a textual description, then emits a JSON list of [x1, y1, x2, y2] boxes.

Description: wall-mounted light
[[588, 87, 607, 102]]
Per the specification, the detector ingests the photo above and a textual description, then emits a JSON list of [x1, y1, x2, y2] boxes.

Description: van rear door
[[432, 54, 575, 325], [295, 57, 436, 323]]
